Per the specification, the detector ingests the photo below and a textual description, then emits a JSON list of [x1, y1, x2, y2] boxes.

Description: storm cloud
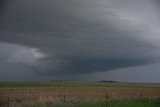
[[0, 0, 160, 82]]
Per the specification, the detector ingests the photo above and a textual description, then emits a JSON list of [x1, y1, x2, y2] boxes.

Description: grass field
[[0, 81, 160, 107]]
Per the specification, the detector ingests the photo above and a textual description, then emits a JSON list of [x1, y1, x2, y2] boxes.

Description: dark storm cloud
[[0, 0, 101, 33], [0, 0, 10, 14], [0, 0, 160, 78], [153, 0, 160, 5], [53, 57, 153, 75]]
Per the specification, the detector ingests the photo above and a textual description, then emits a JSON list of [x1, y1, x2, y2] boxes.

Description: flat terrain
[[0, 81, 160, 106]]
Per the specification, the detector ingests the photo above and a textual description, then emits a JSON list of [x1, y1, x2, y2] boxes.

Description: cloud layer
[[0, 0, 160, 81]]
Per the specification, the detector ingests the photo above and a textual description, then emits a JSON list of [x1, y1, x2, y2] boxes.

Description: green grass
[[76, 99, 160, 107], [36, 99, 160, 107], [2, 99, 158, 107], [0, 82, 160, 88]]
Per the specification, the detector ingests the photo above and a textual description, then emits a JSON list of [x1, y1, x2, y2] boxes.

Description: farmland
[[0, 81, 160, 107]]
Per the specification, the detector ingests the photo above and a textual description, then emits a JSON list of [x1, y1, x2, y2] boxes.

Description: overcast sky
[[0, 0, 160, 82]]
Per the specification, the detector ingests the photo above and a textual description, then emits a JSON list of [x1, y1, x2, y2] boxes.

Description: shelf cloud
[[0, 0, 160, 82]]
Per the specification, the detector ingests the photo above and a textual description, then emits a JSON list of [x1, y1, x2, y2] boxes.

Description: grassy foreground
[[76, 99, 160, 107], [0, 82, 160, 107], [5, 99, 159, 107]]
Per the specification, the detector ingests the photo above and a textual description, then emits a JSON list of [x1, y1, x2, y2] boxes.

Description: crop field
[[0, 81, 160, 107]]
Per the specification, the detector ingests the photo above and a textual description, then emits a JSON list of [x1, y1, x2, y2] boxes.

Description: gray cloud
[[0, 0, 160, 81]]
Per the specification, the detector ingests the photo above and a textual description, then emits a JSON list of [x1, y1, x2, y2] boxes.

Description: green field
[[0, 82, 160, 107], [0, 82, 160, 88], [1, 99, 159, 107], [76, 99, 160, 107]]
